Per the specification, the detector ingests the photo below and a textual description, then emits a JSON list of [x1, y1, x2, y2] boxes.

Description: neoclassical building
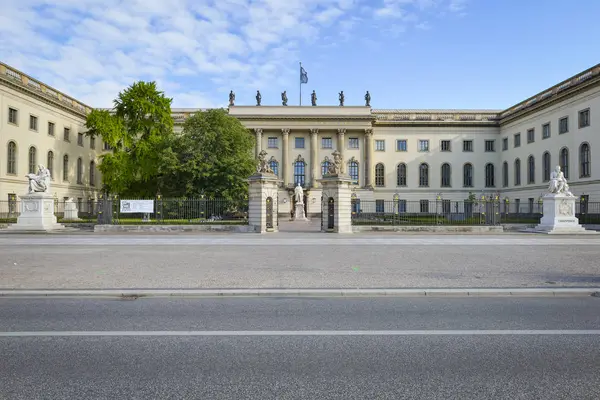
[[2, 60, 598, 217]]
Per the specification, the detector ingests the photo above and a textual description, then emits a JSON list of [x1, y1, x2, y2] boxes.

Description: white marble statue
[[547, 165, 574, 197], [26, 165, 51, 194], [294, 183, 304, 204]]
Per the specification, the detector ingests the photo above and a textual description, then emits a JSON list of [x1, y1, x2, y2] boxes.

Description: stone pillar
[[281, 128, 290, 187], [533, 194, 592, 234], [337, 129, 346, 173], [364, 128, 374, 188], [7, 192, 65, 232], [310, 128, 319, 188], [248, 172, 281, 233], [254, 128, 263, 159], [318, 174, 353, 233]]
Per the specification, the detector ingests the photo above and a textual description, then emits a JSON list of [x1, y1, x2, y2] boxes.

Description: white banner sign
[[120, 200, 154, 213]]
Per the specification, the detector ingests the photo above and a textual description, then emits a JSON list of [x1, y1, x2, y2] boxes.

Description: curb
[[1, 288, 599, 298]]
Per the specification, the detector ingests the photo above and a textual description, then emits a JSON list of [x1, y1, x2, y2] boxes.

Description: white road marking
[[1, 330, 600, 337]]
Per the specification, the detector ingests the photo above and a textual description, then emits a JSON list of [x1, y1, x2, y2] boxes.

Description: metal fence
[[351, 200, 600, 226], [0, 197, 249, 225]]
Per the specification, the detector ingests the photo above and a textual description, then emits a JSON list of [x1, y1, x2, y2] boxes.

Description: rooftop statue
[[256, 90, 262, 106], [339, 91, 345, 106], [365, 91, 371, 107], [228, 90, 235, 107], [311, 90, 317, 106], [281, 90, 288, 106]]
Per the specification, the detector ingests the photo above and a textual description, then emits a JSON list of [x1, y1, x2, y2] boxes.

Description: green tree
[[85, 81, 173, 196], [160, 108, 255, 201]]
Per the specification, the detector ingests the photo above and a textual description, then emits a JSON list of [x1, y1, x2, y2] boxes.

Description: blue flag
[[300, 66, 308, 84]]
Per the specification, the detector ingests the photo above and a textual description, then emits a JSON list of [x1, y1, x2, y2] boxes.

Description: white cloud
[[0, 0, 468, 108]]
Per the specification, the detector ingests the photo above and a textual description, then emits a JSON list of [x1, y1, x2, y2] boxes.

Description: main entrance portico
[[230, 105, 375, 219]]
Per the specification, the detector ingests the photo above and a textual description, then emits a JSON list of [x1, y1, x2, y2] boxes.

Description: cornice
[[0, 62, 91, 119]]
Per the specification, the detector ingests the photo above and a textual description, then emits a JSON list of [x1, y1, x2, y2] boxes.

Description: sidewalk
[[1, 234, 599, 290]]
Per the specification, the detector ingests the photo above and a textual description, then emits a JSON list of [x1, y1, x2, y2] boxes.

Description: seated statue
[[547, 165, 574, 196], [26, 165, 51, 194]]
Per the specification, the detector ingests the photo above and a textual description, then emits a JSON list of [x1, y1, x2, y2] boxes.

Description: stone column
[[310, 128, 319, 188], [254, 128, 263, 159], [281, 128, 290, 187], [364, 128, 374, 188], [318, 173, 353, 233], [247, 172, 281, 233], [337, 128, 346, 173]]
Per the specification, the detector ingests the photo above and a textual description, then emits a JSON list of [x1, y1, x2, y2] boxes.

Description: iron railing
[[350, 200, 600, 226], [0, 197, 249, 225]]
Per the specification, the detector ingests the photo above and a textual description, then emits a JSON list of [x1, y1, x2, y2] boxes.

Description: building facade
[[1, 62, 105, 213], [2, 60, 598, 217]]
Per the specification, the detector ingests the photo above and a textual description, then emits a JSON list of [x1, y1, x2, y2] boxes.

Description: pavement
[[1, 296, 600, 399], [2, 233, 600, 290]]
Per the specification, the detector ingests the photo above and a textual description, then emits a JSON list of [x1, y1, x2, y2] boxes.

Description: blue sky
[[1, 0, 598, 110]]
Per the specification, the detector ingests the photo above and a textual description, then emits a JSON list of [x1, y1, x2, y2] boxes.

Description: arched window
[[269, 160, 279, 177], [63, 154, 69, 181], [28, 146, 37, 174], [514, 158, 521, 186], [89, 161, 96, 187], [527, 155, 535, 184], [462, 163, 473, 187], [348, 159, 359, 184], [502, 162, 508, 187], [560, 147, 569, 179], [47, 151, 54, 180], [419, 163, 429, 187], [542, 152, 551, 182], [321, 160, 331, 177], [579, 143, 591, 178], [375, 163, 385, 187], [293, 159, 305, 186], [441, 163, 451, 187], [7, 141, 17, 174], [485, 163, 495, 187], [396, 163, 406, 186], [76, 157, 83, 184]]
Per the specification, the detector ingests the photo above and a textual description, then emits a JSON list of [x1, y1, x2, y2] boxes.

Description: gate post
[[248, 172, 281, 233], [318, 173, 353, 234]]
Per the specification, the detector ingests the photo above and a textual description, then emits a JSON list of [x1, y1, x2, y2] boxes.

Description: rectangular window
[[440, 140, 451, 152], [77, 132, 84, 146], [295, 137, 305, 149], [463, 140, 473, 152], [348, 138, 359, 149], [484, 140, 495, 152], [321, 137, 332, 149], [8, 107, 18, 125], [514, 133, 521, 148], [90, 136, 96, 149], [502, 138, 508, 151], [29, 115, 38, 131], [64, 127, 70, 142], [48, 122, 55, 136], [375, 199, 385, 213], [542, 123, 551, 139], [396, 139, 407, 152], [267, 137, 278, 148], [527, 128, 534, 143], [559, 116, 569, 134], [375, 140, 385, 151], [579, 109, 590, 128], [418, 140, 429, 152], [103, 141, 112, 151]]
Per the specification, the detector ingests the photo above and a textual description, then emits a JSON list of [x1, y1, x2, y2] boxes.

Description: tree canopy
[[86, 82, 256, 200]]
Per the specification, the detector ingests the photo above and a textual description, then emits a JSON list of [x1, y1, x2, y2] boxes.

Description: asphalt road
[[1, 296, 600, 399]]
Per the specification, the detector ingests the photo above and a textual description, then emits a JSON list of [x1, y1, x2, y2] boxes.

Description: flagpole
[[299, 62, 302, 106]]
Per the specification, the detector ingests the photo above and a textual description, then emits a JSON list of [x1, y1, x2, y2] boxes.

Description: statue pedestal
[[7, 192, 66, 232], [248, 172, 281, 233], [63, 202, 81, 221], [532, 194, 595, 234], [318, 174, 353, 233], [293, 202, 308, 221]]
